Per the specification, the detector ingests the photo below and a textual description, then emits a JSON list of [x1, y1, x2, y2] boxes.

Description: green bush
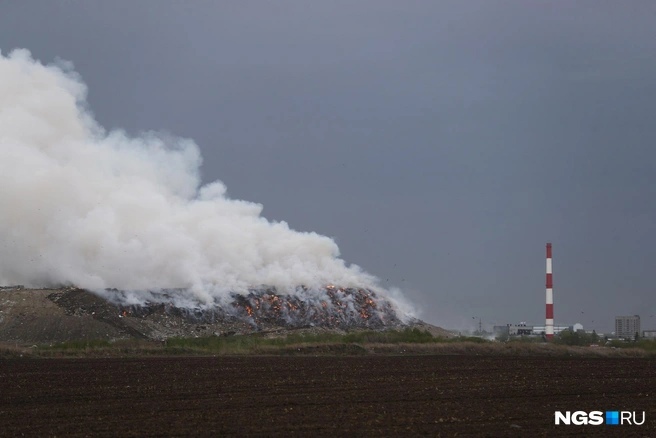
[[554, 330, 598, 346], [45, 339, 112, 350], [163, 328, 464, 354], [606, 338, 656, 351], [507, 336, 544, 344], [29, 328, 494, 356]]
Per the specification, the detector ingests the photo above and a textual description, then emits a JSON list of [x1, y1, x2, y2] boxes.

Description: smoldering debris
[[113, 286, 402, 330]]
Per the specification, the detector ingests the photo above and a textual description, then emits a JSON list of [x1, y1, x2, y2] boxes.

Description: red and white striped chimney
[[546, 243, 554, 340]]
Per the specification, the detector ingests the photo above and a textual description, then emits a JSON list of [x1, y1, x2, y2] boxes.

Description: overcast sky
[[1, 1, 655, 332]]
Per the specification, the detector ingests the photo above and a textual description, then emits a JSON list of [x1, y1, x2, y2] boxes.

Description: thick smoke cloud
[[0, 49, 412, 317]]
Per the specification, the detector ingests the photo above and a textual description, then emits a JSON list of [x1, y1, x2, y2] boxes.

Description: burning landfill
[[113, 285, 402, 330], [0, 49, 414, 328]]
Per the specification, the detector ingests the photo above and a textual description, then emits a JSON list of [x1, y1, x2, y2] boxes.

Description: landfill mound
[[114, 286, 401, 330], [0, 286, 446, 344]]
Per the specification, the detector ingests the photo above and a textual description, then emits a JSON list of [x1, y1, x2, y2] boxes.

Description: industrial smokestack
[[545, 243, 554, 340]]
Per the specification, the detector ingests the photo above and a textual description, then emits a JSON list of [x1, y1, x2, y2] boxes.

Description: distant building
[[532, 325, 579, 335], [511, 323, 533, 336], [493, 323, 582, 337], [615, 315, 640, 338], [642, 330, 656, 339], [493, 323, 533, 336]]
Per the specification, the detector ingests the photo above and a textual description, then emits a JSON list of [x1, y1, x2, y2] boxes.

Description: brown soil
[[0, 356, 654, 436]]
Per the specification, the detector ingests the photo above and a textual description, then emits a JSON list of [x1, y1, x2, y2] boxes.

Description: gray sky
[[1, 1, 655, 332]]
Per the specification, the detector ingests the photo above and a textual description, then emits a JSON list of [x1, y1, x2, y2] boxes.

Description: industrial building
[[615, 315, 640, 339], [493, 323, 582, 338], [642, 330, 656, 339]]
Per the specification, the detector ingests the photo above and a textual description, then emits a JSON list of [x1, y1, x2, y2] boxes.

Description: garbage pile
[[115, 286, 402, 330]]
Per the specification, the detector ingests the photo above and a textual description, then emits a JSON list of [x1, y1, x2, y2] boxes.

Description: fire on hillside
[[113, 286, 402, 330]]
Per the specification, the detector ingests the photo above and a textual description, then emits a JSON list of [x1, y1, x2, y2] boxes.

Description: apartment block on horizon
[[615, 315, 640, 338]]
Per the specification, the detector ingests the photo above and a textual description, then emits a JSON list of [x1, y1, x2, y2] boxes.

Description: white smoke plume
[[0, 49, 413, 318]]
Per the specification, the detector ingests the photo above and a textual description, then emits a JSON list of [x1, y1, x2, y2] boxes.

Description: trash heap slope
[[0, 287, 450, 343]]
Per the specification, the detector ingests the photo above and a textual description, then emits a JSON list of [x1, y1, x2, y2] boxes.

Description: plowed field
[[1, 356, 654, 436]]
